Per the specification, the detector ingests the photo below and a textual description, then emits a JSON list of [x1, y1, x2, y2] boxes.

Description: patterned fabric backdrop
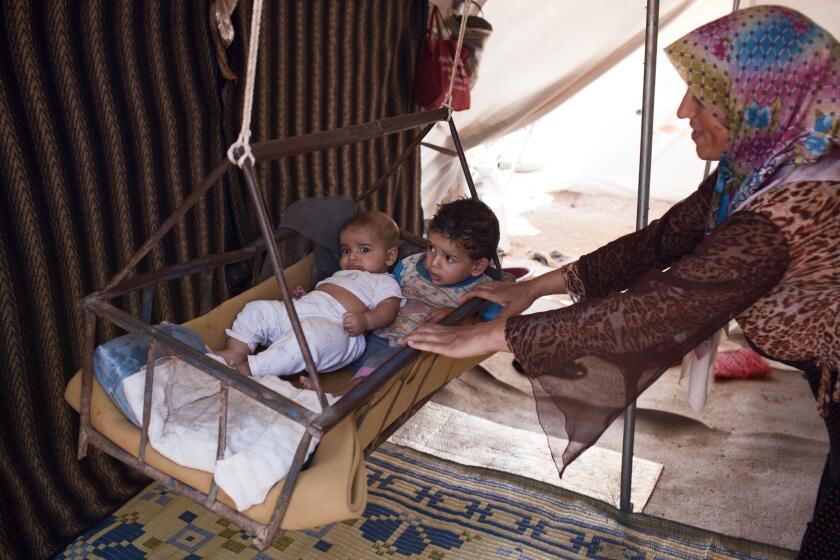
[[224, 0, 427, 245], [0, 1, 424, 558]]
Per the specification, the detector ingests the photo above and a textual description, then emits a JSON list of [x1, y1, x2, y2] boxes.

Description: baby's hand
[[291, 286, 307, 300], [342, 311, 369, 336]]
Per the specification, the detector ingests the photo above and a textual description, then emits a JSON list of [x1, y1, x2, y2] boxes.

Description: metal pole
[[251, 109, 448, 162], [355, 123, 435, 202], [621, 0, 660, 513], [239, 161, 329, 410], [447, 117, 503, 275], [77, 311, 96, 459]]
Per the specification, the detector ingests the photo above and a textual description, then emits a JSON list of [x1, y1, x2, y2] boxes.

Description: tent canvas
[[422, 0, 840, 213]]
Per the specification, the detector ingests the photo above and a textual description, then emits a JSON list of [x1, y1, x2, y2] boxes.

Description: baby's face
[[424, 231, 487, 286], [339, 226, 393, 274]]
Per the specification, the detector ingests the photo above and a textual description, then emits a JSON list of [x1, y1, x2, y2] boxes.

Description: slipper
[[526, 250, 551, 267]]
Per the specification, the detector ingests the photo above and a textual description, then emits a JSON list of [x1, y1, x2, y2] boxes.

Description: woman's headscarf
[[665, 5, 840, 229]]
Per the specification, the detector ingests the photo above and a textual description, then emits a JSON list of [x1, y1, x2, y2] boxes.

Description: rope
[[442, 0, 472, 112], [227, 0, 265, 168]]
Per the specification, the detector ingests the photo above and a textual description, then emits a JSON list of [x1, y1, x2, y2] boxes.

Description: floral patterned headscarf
[[665, 5, 840, 229]]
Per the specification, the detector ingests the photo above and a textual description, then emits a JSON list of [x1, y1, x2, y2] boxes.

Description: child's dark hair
[[429, 198, 499, 260], [342, 210, 400, 249]]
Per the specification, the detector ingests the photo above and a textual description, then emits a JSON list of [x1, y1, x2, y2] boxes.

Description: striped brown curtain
[[224, 0, 426, 246], [0, 1, 424, 557]]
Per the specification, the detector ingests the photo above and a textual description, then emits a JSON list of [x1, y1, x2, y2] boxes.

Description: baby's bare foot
[[216, 348, 247, 367]]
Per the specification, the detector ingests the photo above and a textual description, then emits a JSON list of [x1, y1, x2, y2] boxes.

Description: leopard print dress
[[505, 174, 839, 557]]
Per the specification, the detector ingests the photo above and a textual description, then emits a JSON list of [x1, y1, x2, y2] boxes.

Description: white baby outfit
[[227, 270, 402, 377]]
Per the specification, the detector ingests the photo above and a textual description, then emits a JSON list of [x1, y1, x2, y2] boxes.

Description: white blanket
[[122, 355, 334, 511]]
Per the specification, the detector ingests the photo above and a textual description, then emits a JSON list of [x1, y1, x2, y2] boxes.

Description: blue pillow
[[93, 324, 206, 426]]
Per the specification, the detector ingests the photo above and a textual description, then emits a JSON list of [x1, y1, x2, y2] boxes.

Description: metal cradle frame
[[76, 107, 500, 549]]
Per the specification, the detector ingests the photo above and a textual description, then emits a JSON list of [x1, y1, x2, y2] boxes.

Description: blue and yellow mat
[[57, 443, 794, 559]]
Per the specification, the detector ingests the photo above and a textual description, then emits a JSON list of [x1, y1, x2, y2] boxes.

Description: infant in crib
[[215, 210, 404, 378], [303, 197, 503, 396]]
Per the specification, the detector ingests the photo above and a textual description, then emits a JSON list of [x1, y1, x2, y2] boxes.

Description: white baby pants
[[226, 291, 365, 378]]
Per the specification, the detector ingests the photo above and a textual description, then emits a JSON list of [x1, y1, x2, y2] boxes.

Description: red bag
[[414, 6, 471, 111]]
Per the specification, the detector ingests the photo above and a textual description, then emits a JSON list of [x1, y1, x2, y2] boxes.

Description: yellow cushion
[[65, 255, 365, 528], [64, 253, 487, 528]]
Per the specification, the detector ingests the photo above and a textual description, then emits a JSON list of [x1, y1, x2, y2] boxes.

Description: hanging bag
[[414, 6, 471, 111]]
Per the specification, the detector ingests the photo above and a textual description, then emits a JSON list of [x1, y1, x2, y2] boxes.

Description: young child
[[319, 198, 501, 395], [216, 211, 404, 378]]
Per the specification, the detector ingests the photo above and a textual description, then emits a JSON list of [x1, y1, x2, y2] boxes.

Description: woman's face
[[677, 89, 728, 161]]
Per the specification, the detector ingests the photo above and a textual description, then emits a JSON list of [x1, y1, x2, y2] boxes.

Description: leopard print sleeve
[[504, 210, 788, 472], [576, 173, 714, 299], [560, 261, 586, 302]]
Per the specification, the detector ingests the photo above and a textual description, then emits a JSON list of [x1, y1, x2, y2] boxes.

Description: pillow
[[93, 323, 206, 426]]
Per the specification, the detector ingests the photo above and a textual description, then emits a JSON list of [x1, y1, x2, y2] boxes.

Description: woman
[[405, 6, 839, 558]]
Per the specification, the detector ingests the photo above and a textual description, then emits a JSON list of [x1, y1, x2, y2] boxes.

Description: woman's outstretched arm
[[462, 174, 716, 317], [574, 172, 714, 298], [409, 210, 788, 370]]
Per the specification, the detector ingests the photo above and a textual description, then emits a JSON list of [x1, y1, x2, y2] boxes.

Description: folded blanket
[[94, 323, 207, 426], [122, 355, 335, 511]]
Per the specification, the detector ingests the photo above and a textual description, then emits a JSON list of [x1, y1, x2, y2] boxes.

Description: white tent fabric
[[427, 0, 697, 150], [517, 0, 840, 202], [422, 0, 840, 215], [421, 0, 698, 216], [507, 0, 735, 203]]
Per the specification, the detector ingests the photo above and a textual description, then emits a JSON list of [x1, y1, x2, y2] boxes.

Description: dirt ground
[[431, 189, 828, 552]]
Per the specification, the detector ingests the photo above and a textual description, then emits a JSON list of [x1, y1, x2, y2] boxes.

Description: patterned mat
[[57, 443, 794, 559]]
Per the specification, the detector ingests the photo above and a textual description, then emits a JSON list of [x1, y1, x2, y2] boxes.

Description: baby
[[216, 211, 404, 378], [323, 197, 501, 395]]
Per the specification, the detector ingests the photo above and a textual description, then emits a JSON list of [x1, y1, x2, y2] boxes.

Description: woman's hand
[[462, 267, 570, 317], [403, 319, 509, 359], [461, 280, 538, 318]]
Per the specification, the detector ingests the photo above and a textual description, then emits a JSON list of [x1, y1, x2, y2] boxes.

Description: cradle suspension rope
[[442, 0, 474, 111], [226, 0, 264, 167]]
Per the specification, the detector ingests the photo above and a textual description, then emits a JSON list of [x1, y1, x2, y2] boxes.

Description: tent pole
[[447, 117, 504, 274], [621, 0, 660, 513]]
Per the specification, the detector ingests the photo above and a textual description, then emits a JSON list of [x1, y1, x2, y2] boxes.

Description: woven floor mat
[[57, 443, 793, 559]]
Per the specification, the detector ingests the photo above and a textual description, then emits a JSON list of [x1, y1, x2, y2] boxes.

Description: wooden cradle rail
[[73, 108, 498, 549]]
